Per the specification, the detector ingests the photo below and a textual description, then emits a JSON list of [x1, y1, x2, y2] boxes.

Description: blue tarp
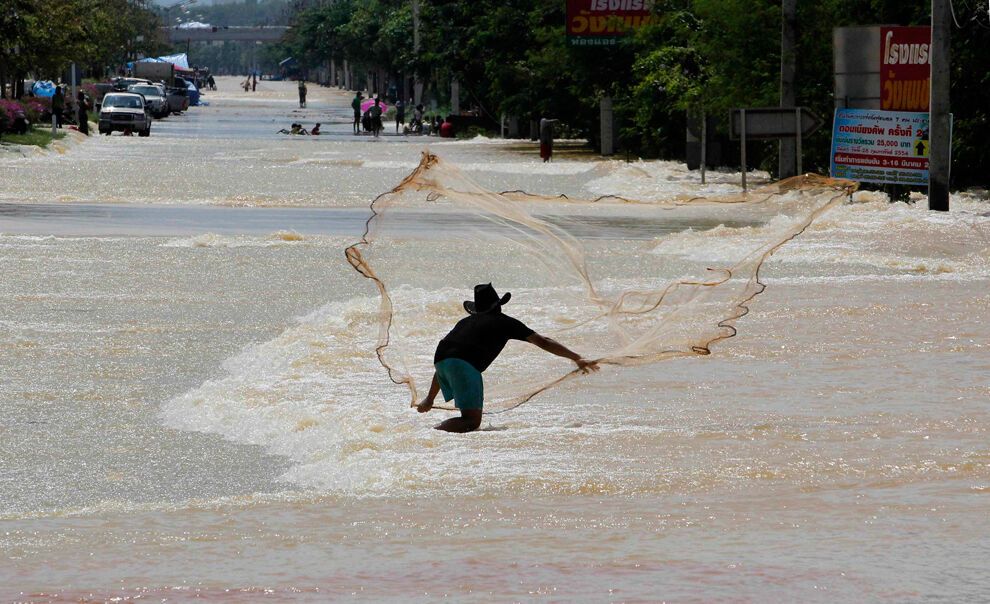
[[186, 81, 200, 106], [32, 80, 56, 98]]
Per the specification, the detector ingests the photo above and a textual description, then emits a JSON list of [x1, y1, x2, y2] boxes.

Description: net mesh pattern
[[346, 152, 857, 413]]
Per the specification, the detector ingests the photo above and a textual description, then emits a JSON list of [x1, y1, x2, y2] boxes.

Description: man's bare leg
[[435, 409, 482, 433]]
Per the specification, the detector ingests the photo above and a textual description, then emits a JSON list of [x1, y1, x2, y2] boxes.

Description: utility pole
[[412, 0, 422, 106], [778, 0, 797, 179], [928, 0, 951, 211]]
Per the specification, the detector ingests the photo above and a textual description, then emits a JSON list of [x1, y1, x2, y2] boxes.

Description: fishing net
[[346, 152, 856, 413]]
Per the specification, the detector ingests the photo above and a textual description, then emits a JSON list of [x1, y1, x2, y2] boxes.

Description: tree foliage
[[0, 0, 167, 93], [254, 0, 990, 186]]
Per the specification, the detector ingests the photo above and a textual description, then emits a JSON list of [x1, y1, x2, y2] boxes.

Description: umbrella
[[360, 98, 389, 114]]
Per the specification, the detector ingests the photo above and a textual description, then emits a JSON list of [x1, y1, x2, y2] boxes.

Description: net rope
[[346, 152, 857, 414]]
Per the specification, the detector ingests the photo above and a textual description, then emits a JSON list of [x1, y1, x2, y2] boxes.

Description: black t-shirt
[[434, 311, 535, 372]]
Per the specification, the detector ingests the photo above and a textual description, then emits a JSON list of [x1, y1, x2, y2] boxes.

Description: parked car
[[98, 92, 152, 136], [165, 84, 189, 115], [110, 77, 153, 92], [127, 83, 169, 118]]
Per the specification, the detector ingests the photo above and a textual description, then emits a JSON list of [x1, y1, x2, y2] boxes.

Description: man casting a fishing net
[[417, 283, 599, 432]]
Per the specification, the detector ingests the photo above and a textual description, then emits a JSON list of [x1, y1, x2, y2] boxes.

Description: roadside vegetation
[[0, 128, 65, 148], [281, 0, 989, 186], [0, 0, 168, 97]]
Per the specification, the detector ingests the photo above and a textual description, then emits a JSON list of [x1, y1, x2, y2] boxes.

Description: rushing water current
[[1, 78, 989, 602]]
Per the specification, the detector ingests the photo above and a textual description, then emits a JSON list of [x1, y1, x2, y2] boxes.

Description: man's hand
[[575, 358, 599, 374], [418, 373, 441, 413], [527, 334, 600, 375]]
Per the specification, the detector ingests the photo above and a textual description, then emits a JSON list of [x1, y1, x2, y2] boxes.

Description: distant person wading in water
[[52, 86, 65, 128], [352, 91, 363, 134], [395, 98, 405, 134], [369, 97, 383, 137], [298, 79, 307, 108], [539, 117, 559, 163], [76, 89, 90, 136], [417, 284, 598, 433]]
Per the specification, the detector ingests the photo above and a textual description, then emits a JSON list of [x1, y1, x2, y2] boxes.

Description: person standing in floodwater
[[395, 98, 405, 134], [51, 86, 65, 128], [252, 73, 257, 92], [369, 97, 384, 138], [539, 117, 559, 162], [351, 91, 363, 134], [76, 89, 90, 136], [298, 80, 307, 108], [417, 283, 598, 433]]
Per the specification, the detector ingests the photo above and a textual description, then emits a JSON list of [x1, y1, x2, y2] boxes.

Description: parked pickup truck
[[98, 92, 152, 136]]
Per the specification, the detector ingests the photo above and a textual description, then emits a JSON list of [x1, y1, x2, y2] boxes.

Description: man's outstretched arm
[[417, 373, 440, 413], [526, 334, 599, 374]]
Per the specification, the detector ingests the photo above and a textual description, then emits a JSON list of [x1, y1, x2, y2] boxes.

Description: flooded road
[[2, 77, 989, 603]]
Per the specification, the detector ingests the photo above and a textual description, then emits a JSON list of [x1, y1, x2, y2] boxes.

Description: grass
[[0, 127, 67, 148]]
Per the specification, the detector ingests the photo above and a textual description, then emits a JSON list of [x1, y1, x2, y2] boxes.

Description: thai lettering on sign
[[880, 26, 931, 112], [830, 108, 932, 186], [566, 0, 655, 46]]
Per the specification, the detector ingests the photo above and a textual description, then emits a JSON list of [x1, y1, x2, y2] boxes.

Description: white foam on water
[[160, 288, 637, 498], [647, 194, 990, 279], [161, 231, 307, 248], [441, 134, 520, 145], [361, 159, 595, 175], [584, 159, 767, 200], [160, 292, 455, 496]]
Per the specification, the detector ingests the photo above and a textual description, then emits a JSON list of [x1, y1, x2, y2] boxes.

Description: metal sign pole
[[700, 108, 707, 185], [412, 0, 421, 106], [70, 63, 77, 109], [740, 108, 747, 191], [795, 107, 803, 176]]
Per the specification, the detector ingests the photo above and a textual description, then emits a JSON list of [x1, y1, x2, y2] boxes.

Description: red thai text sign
[[880, 26, 931, 112], [567, 0, 655, 46]]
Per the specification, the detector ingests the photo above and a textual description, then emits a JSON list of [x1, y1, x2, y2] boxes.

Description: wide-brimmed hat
[[464, 283, 510, 315]]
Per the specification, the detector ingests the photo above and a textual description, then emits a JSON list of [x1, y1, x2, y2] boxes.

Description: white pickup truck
[[98, 92, 152, 137]]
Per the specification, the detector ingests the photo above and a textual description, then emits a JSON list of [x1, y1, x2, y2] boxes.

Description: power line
[[948, 0, 966, 28], [948, 0, 990, 30]]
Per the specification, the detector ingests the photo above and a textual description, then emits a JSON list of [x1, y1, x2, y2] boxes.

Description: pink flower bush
[[0, 103, 12, 133], [0, 99, 43, 133], [22, 99, 46, 122]]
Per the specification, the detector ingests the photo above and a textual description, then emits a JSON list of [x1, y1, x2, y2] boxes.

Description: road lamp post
[[164, 0, 199, 49]]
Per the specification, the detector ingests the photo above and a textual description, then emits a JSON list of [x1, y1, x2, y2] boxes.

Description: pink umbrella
[[360, 98, 389, 114]]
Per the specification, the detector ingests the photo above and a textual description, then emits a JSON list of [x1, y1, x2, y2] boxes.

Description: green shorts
[[435, 358, 484, 410]]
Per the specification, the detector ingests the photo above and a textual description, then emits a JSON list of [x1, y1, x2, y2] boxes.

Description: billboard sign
[[830, 108, 931, 186], [880, 26, 931, 111], [566, 0, 655, 46]]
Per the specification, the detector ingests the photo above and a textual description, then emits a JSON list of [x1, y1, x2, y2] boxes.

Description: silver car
[[127, 84, 169, 119], [98, 92, 152, 136]]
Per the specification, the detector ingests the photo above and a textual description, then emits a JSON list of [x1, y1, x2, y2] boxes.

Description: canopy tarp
[[134, 53, 190, 70], [31, 80, 56, 98], [157, 53, 190, 69]]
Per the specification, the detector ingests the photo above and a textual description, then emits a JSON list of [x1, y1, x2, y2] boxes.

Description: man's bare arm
[[526, 334, 599, 373], [417, 373, 440, 413]]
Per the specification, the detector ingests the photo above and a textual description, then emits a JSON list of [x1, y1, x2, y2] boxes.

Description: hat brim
[[464, 292, 511, 315]]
